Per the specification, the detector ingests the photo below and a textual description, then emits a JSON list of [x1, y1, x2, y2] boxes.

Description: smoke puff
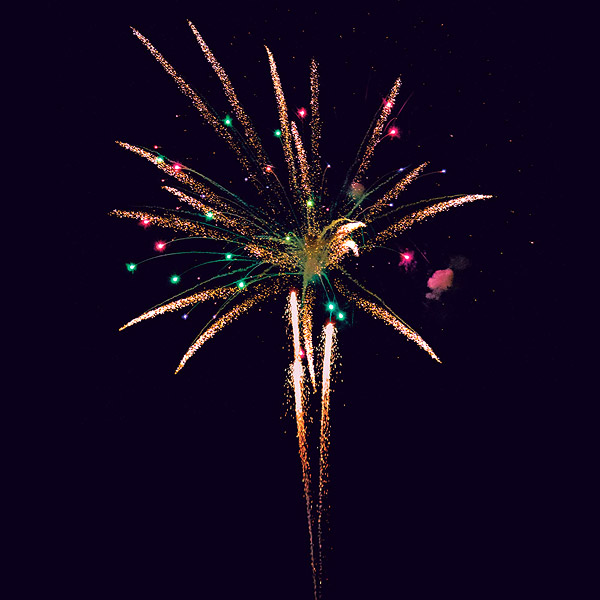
[[426, 268, 454, 300], [449, 255, 470, 271]]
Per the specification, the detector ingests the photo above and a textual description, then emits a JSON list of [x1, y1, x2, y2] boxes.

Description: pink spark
[[172, 163, 182, 172], [139, 218, 151, 228], [399, 249, 414, 269], [298, 107, 307, 118], [154, 240, 167, 252]]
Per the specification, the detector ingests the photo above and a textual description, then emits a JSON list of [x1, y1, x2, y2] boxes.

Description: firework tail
[[318, 322, 336, 591], [289, 292, 319, 599]]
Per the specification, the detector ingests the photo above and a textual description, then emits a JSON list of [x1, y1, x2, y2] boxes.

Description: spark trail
[[318, 322, 336, 590], [289, 291, 318, 599]]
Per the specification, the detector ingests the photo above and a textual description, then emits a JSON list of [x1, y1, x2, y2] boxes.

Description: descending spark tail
[[289, 291, 319, 600], [318, 322, 336, 591]]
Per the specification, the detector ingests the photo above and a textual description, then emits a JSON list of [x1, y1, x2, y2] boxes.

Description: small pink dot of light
[[153, 145, 159, 149], [140, 218, 151, 228], [385, 100, 393, 108], [298, 107, 307, 118], [389, 128, 398, 136], [265, 165, 272, 172], [155, 241, 167, 252], [299, 348, 305, 358], [172, 163, 182, 172]]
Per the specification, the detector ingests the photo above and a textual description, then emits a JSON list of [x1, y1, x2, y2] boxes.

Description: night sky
[[26, 2, 576, 598]]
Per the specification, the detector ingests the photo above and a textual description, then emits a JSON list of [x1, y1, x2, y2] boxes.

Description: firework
[[113, 23, 492, 599]]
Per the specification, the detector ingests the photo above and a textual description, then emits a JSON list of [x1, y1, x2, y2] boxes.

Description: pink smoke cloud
[[426, 268, 454, 300]]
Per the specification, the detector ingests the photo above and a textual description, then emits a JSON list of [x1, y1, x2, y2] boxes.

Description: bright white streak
[[321, 323, 335, 401], [290, 290, 302, 360], [293, 358, 304, 414]]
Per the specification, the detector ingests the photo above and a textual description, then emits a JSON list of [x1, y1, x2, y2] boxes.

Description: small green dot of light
[[126, 263, 137, 272], [307, 200, 314, 207], [238, 281, 246, 289], [226, 253, 233, 260], [274, 129, 282, 137], [328, 303, 335, 310], [170, 275, 180, 284], [155, 156, 164, 163], [206, 211, 214, 220], [337, 312, 345, 320], [224, 116, 232, 126]]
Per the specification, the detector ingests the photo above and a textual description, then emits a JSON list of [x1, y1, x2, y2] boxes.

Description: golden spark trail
[[301, 285, 317, 390], [354, 77, 402, 184], [291, 121, 316, 234], [130, 30, 253, 179], [362, 194, 493, 252], [120, 286, 237, 330], [266, 47, 299, 195], [289, 292, 318, 600], [335, 278, 441, 362], [109, 209, 242, 242], [309, 59, 322, 192], [175, 280, 285, 373], [188, 21, 269, 169], [359, 162, 429, 222], [318, 321, 336, 589]]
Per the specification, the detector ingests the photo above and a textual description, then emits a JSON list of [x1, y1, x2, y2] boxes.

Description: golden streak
[[265, 46, 299, 192], [120, 287, 237, 330], [301, 285, 317, 390], [309, 59, 322, 188], [188, 21, 269, 169], [354, 77, 402, 183], [363, 194, 493, 252], [110, 208, 239, 241], [318, 322, 336, 588], [288, 291, 318, 599], [131, 28, 255, 178], [362, 162, 429, 223], [175, 280, 285, 373], [337, 278, 441, 362], [291, 121, 316, 232], [116, 141, 223, 204]]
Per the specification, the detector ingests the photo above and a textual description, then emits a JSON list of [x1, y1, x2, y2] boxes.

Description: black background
[[23, 2, 579, 598]]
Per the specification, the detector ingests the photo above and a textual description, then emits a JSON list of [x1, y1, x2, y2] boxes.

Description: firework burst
[[113, 22, 491, 599]]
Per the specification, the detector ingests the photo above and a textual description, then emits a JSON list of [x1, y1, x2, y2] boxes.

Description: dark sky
[[27, 2, 575, 598]]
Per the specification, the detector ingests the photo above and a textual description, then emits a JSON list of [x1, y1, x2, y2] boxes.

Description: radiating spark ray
[[359, 162, 429, 221], [188, 21, 269, 169], [363, 194, 493, 252], [335, 278, 441, 362], [175, 279, 286, 373], [318, 322, 336, 590], [289, 291, 319, 600], [353, 77, 402, 184], [120, 286, 237, 330], [301, 285, 317, 390], [130, 29, 256, 180], [265, 46, 299, 195], [309, 59, 322, 191]]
